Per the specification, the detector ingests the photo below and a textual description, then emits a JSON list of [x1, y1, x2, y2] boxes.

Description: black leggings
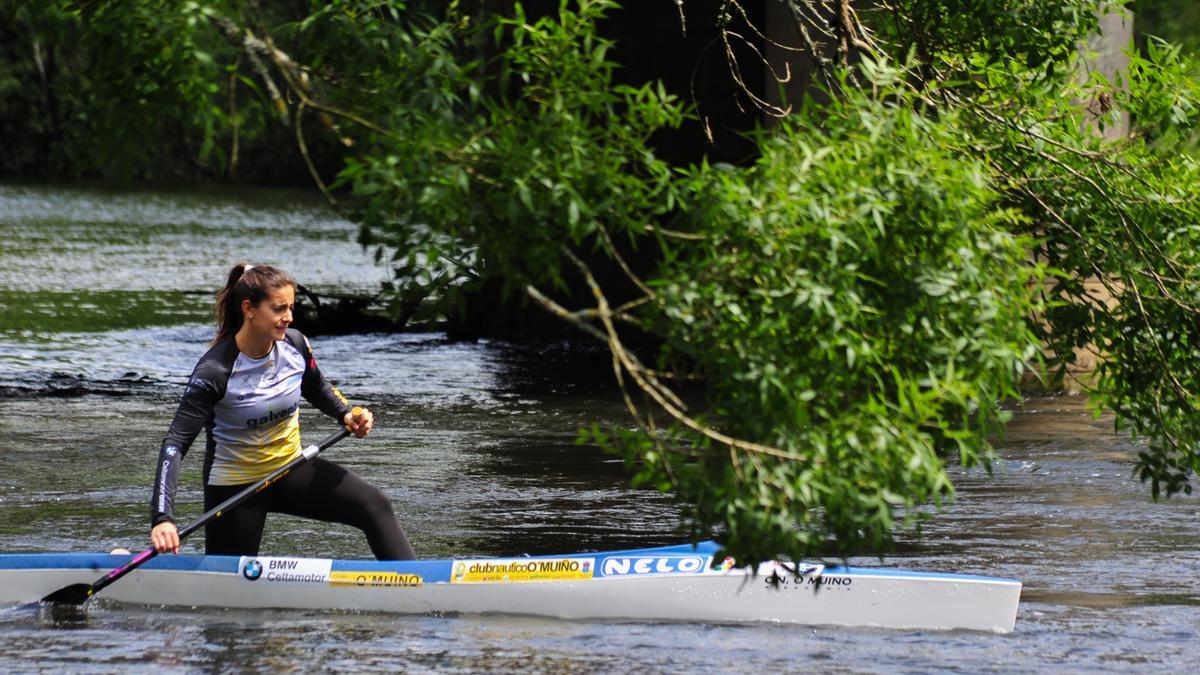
[[203, 457, 416, 560]]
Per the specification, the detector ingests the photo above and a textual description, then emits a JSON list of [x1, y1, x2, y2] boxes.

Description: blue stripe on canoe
[[0, 553, 241, 573], [330, 560, 451, 582], [0, 541, 1018, 584]]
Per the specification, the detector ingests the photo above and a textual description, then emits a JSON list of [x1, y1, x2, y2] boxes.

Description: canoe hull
[[0, 543, 1021, 633]]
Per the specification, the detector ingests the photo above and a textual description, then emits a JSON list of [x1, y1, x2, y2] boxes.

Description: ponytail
[[212, 262, 296, 345]]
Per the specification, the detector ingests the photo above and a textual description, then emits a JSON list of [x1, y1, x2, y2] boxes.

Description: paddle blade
[[40, 583, 92, 606]]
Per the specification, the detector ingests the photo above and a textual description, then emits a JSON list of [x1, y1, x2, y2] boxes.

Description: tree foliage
[[639, 84, 1042, 558], [339, 0, 685, 320], [3, 0, 1200, 562], [1, 1, 241, 177]]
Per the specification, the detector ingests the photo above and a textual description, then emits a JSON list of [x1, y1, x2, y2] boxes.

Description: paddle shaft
[[85, 427, 351, 600]]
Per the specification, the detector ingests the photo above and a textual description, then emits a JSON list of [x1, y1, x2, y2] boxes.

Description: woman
[[149, 263, 416, 560]]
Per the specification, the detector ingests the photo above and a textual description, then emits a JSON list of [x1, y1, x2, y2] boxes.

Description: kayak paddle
[[41, 417, 358, 606]]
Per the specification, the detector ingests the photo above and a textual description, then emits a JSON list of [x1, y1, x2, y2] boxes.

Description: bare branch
[[594, 222, 656, 299], [210, 15, 288, 125], [554, 249, 819, 463], [295, 102, 338, 208]]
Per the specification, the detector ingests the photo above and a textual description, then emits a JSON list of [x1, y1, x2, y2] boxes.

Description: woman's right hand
[[151, 521, 180, 554]]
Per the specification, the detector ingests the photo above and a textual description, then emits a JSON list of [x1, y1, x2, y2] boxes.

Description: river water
[[0, 184, 1197, 672]]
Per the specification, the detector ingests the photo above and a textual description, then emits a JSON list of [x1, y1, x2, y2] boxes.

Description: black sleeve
[[291, 329, 354, 422], [150, 357, 225, 527]]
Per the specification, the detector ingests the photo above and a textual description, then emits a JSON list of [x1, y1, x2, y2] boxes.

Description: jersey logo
[[185, 377, 211, 395], [246, 401, 300, 428]]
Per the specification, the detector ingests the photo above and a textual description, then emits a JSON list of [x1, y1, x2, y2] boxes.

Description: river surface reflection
[[1, 185, 1197, 672]]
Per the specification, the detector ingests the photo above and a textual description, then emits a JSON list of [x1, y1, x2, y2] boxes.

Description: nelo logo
[[600, 556, 706, 577], [242, 559, 263, 580]]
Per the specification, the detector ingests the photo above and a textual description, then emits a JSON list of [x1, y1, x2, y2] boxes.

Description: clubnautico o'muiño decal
[[450, 557, 594, 583]]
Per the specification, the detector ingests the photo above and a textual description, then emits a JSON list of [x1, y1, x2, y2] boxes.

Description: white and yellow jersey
[[207, 340, 307, 485], [150, 329, 351, 526]]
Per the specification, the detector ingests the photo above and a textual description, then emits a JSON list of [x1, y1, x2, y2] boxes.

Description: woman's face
[[243, 285, 295, 342]]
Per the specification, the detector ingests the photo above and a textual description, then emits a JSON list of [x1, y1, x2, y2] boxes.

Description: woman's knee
[[357, 484, 396, 520]]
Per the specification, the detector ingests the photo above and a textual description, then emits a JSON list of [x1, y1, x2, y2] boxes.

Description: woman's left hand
[[344, 407, 374, 438]]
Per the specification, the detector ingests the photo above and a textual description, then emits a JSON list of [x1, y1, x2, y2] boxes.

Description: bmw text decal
[[238, 557, 332, 584]]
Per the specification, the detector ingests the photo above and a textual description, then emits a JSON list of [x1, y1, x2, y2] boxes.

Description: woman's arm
[[291, 330, 354, 421], [289, 330, 373, 437], [149, 359, 224, 551]]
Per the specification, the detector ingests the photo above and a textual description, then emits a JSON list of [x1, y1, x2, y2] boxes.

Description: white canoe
[[0, 541, 1021, 633]]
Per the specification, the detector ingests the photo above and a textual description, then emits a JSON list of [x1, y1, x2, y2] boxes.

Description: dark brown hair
[[213, 263, 295, 345]]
